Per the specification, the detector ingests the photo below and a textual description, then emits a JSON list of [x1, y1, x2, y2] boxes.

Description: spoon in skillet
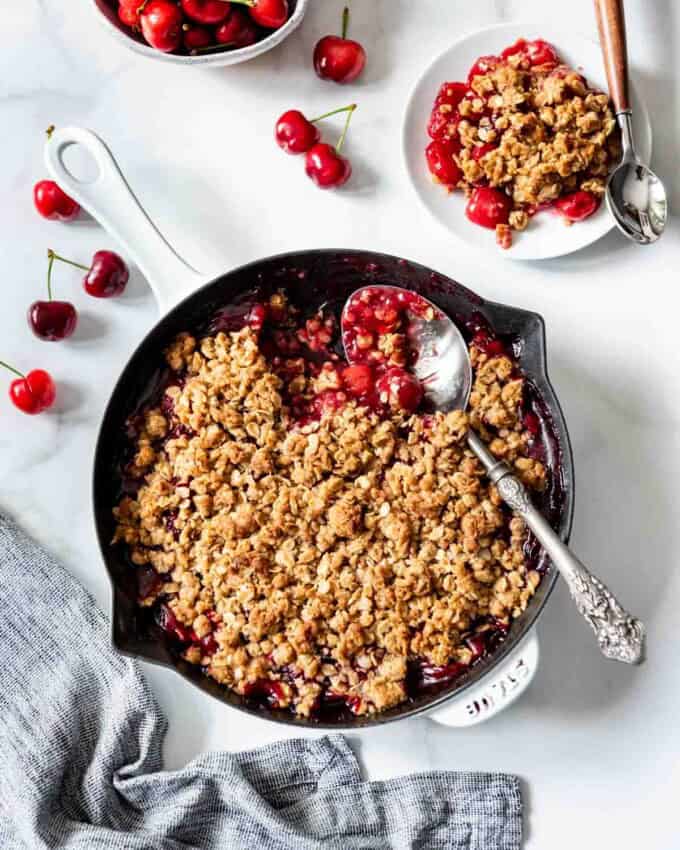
[[595, 0, 667, 243], [341, 285, 645, 664]]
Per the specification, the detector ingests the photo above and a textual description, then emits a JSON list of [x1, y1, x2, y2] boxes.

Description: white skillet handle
[[430, 631, 539, 727], [44, 127, 208, 314]]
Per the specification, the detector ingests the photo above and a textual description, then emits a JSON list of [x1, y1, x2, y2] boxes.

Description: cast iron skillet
[[46, 128, 574, 729]]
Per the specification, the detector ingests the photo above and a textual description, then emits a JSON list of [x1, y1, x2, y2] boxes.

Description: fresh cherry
[[47, 249, 129, 298], [118, 0, 142, 29], [231, 0, 288, 29], [33, 180, 80, 222], [425, 139, 462, 187], [554, 190, 599, 222], [376, 367, 423, 414], [465, 186, 512, 229], [183, 23, 214, 51], [304, 103, 356, 189], [215, 8, 258, 47], [28, 250, 78, 342], [0, 362, 56, 415], [275, 110, 320, 155], [181, 0, 231, 24], [305, 143, 351, 189], [140, 0, 184, 52], [314, 6, 366, 84]]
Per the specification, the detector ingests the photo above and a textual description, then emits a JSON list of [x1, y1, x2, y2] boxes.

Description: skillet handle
[[44, 126, 208, 314], [429, 631, 539, 727]]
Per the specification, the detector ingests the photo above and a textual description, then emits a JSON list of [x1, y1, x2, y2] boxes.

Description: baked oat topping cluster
[[425, 38, 621, 249], [113, 292, 547, 718]]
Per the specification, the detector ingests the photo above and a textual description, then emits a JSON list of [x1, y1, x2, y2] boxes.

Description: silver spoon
[[342, 285, 645, 664], [595, 0, 667, 243]]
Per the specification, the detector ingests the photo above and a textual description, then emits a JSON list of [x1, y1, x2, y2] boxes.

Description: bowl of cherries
[[92, 0, 308, 66]]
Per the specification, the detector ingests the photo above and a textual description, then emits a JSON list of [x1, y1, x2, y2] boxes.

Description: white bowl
[[92, 0, 308, 67], [402, 22, 653, 260]]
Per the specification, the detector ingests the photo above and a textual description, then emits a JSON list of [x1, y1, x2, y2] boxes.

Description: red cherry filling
[[465, 186, 512, 229], [157, 604, 196, 644], [341, 364, 374, 397], [501, 38, 558, 68], [467, 54, 499, 83], [376, 367, 423, 414], [426, 139, 463, 187], [243, 678, 287, 707], [554, 190, 599, 222]]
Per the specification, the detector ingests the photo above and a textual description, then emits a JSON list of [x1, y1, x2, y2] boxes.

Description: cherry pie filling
[[114, 287, 551, 719]]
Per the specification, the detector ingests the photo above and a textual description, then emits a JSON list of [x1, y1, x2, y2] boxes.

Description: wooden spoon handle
[[594, 0, 630, 112]]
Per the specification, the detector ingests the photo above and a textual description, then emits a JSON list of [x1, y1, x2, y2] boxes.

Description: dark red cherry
[[84, 251, 129, 297], [183, 24, 214, 51], [467, 54, 499, 83], [28, 301, 77, 341], [231, 0, 288, 29], [376, 367, 423, 413]]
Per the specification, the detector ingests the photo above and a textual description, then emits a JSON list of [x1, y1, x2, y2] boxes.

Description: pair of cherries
[[276, 103, 357, 188], [27, 248, 129, 343]]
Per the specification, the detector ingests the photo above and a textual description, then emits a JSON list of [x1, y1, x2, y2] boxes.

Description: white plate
[[402, 22, 653, 260]]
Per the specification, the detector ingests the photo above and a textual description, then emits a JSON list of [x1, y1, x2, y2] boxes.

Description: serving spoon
[[342, 285, 645, 664], [595, 0, 667, 243]]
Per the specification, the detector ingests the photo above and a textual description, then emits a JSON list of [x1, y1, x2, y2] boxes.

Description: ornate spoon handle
[[467, 432, 645, 665]]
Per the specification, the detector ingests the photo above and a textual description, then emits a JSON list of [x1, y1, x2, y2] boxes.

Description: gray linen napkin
[[0, 514, 522, 849]]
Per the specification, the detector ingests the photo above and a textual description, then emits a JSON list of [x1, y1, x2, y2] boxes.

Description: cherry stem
[[47, 249, 89, 274], [46, 251, 56, 301], [46, 124, 55, 139], [228, 0, 255, 8], [341, 6, 349, 39], [0, 361, 25, 380], [335, 103, 356, 153], [310, 103, 357, 124]]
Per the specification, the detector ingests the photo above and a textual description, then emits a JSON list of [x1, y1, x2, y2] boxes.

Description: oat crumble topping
[[113, 292, 547, 718]]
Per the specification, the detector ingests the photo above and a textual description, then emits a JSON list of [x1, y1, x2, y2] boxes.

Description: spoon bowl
[[607, 157, 668, 244]]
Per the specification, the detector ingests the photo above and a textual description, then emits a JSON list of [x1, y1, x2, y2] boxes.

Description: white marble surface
[[2, 1, 679, 847]]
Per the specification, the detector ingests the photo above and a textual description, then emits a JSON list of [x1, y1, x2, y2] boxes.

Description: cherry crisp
[[426, 38, 621, 249], [113, 290, 547, 719]]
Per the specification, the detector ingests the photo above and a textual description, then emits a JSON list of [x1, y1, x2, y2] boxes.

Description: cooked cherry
[[465, 186, 512, 229], [33, 180, 80, 222], [376, 367, 423, 413], [471, 142, 497, 161], [313, 7, 366, 84], [501, 38, 558, 68], [243, 678, 287, 706], [554, 190, 599, 222], [0, 362, 56, 415], [425, 139, 462, 186], [467, 54, 499, 83], [140, 0, 184, 52], [341, 364, 374, 397]]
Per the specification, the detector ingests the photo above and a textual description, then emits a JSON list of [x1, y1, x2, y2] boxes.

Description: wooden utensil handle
[[594, 0, 630, 111]]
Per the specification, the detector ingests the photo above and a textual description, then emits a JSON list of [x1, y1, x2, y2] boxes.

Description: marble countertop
[[3, 1, 679, 847]]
